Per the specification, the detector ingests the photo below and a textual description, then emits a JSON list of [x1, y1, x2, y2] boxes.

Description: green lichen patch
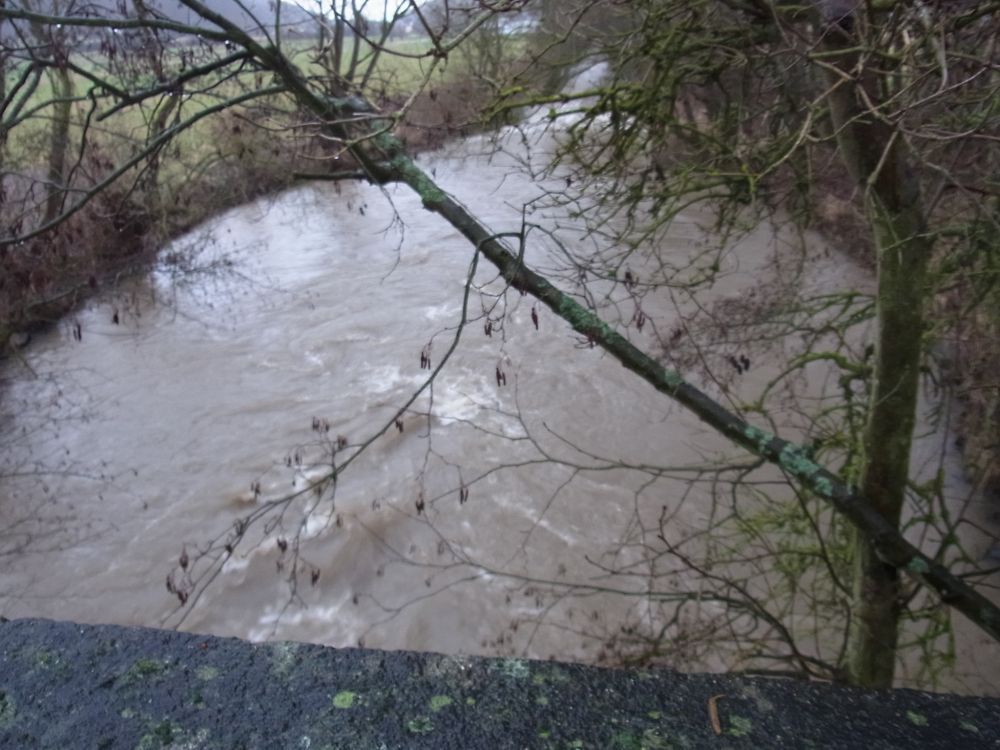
[[426, 653, 474, 681], [552, 668, 571, 683], [641, 729, 668, 748], [332, 691, 357, 709], [123, 659, 170, 685], [906, 556, 930, 575], [428, 695, 453, 712], [726, 715, 753, 737], [959, 720, 980, 733], [906, 711, 928, 727], [406, 716, 434, 734], [532, 667, 571, 685], [660, 367, 684, 390], [132, 659, 166, 674], [812, 476, 833, 497], [269, 642, 300, 678], [194, 666, 219, 682], [610, 732, 639, 749], [31, 649, 60, 670], [738, 684, 775, 713], [136, 720, 180, 749], [0, 691, 15, 729], [536, 695, 550, 707], [609, 729, 669, 749], [742, 425, 775, 454], [495, 658, 530, 680], [391, 157, 447, 206], [136, 723, 209, 750], [778, 442, 822, 478], [554, 297, 627, 360]]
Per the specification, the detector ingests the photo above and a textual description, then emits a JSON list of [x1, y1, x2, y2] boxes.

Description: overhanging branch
[[5, 0, 994, 647], [334, 117, 1000, 647]]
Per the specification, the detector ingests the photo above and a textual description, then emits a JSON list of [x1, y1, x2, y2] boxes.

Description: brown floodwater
[[1, 109, 996, 695]]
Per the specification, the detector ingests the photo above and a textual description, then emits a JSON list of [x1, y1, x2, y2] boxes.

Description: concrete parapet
[[0, 618, 996, 748]]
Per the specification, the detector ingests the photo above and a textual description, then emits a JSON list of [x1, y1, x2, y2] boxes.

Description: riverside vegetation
[[1, 0, 998, 693]]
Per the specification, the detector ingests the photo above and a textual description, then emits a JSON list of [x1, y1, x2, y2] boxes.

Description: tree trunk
[[849, 193, 931, 687], [0, 6, 7, 205], [329, 0, 345, 93], [43, 66, 73, 224], [823, 26, 933, 688], [143, 91, 180, 212]]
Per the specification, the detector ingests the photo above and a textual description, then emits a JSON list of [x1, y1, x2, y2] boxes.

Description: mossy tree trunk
[[42, 66, 72, 225], [28, 0, 76, 226], [0, 2, 6, 202], [823, 27, 934, 688], [142, 92, 179, 213]]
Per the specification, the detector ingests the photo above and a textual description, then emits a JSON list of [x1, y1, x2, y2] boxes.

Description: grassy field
[[1, 22, 536, 215], [0, 27, 529, 334], [1, 29, 501, 192]]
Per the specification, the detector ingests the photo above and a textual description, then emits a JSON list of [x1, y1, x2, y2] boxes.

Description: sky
[[287, 0, 417, 21]]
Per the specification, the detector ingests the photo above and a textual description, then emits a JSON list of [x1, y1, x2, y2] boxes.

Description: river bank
[[0, 65, 505, 357], [1, 60, 996, 695]]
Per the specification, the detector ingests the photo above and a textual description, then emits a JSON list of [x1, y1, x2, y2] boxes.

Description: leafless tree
[[1, 0, 997, 692]]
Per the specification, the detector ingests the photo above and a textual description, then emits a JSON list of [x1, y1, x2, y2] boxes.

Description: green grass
[[2, 32, 465, 171], [1, 26, 531, 227]]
